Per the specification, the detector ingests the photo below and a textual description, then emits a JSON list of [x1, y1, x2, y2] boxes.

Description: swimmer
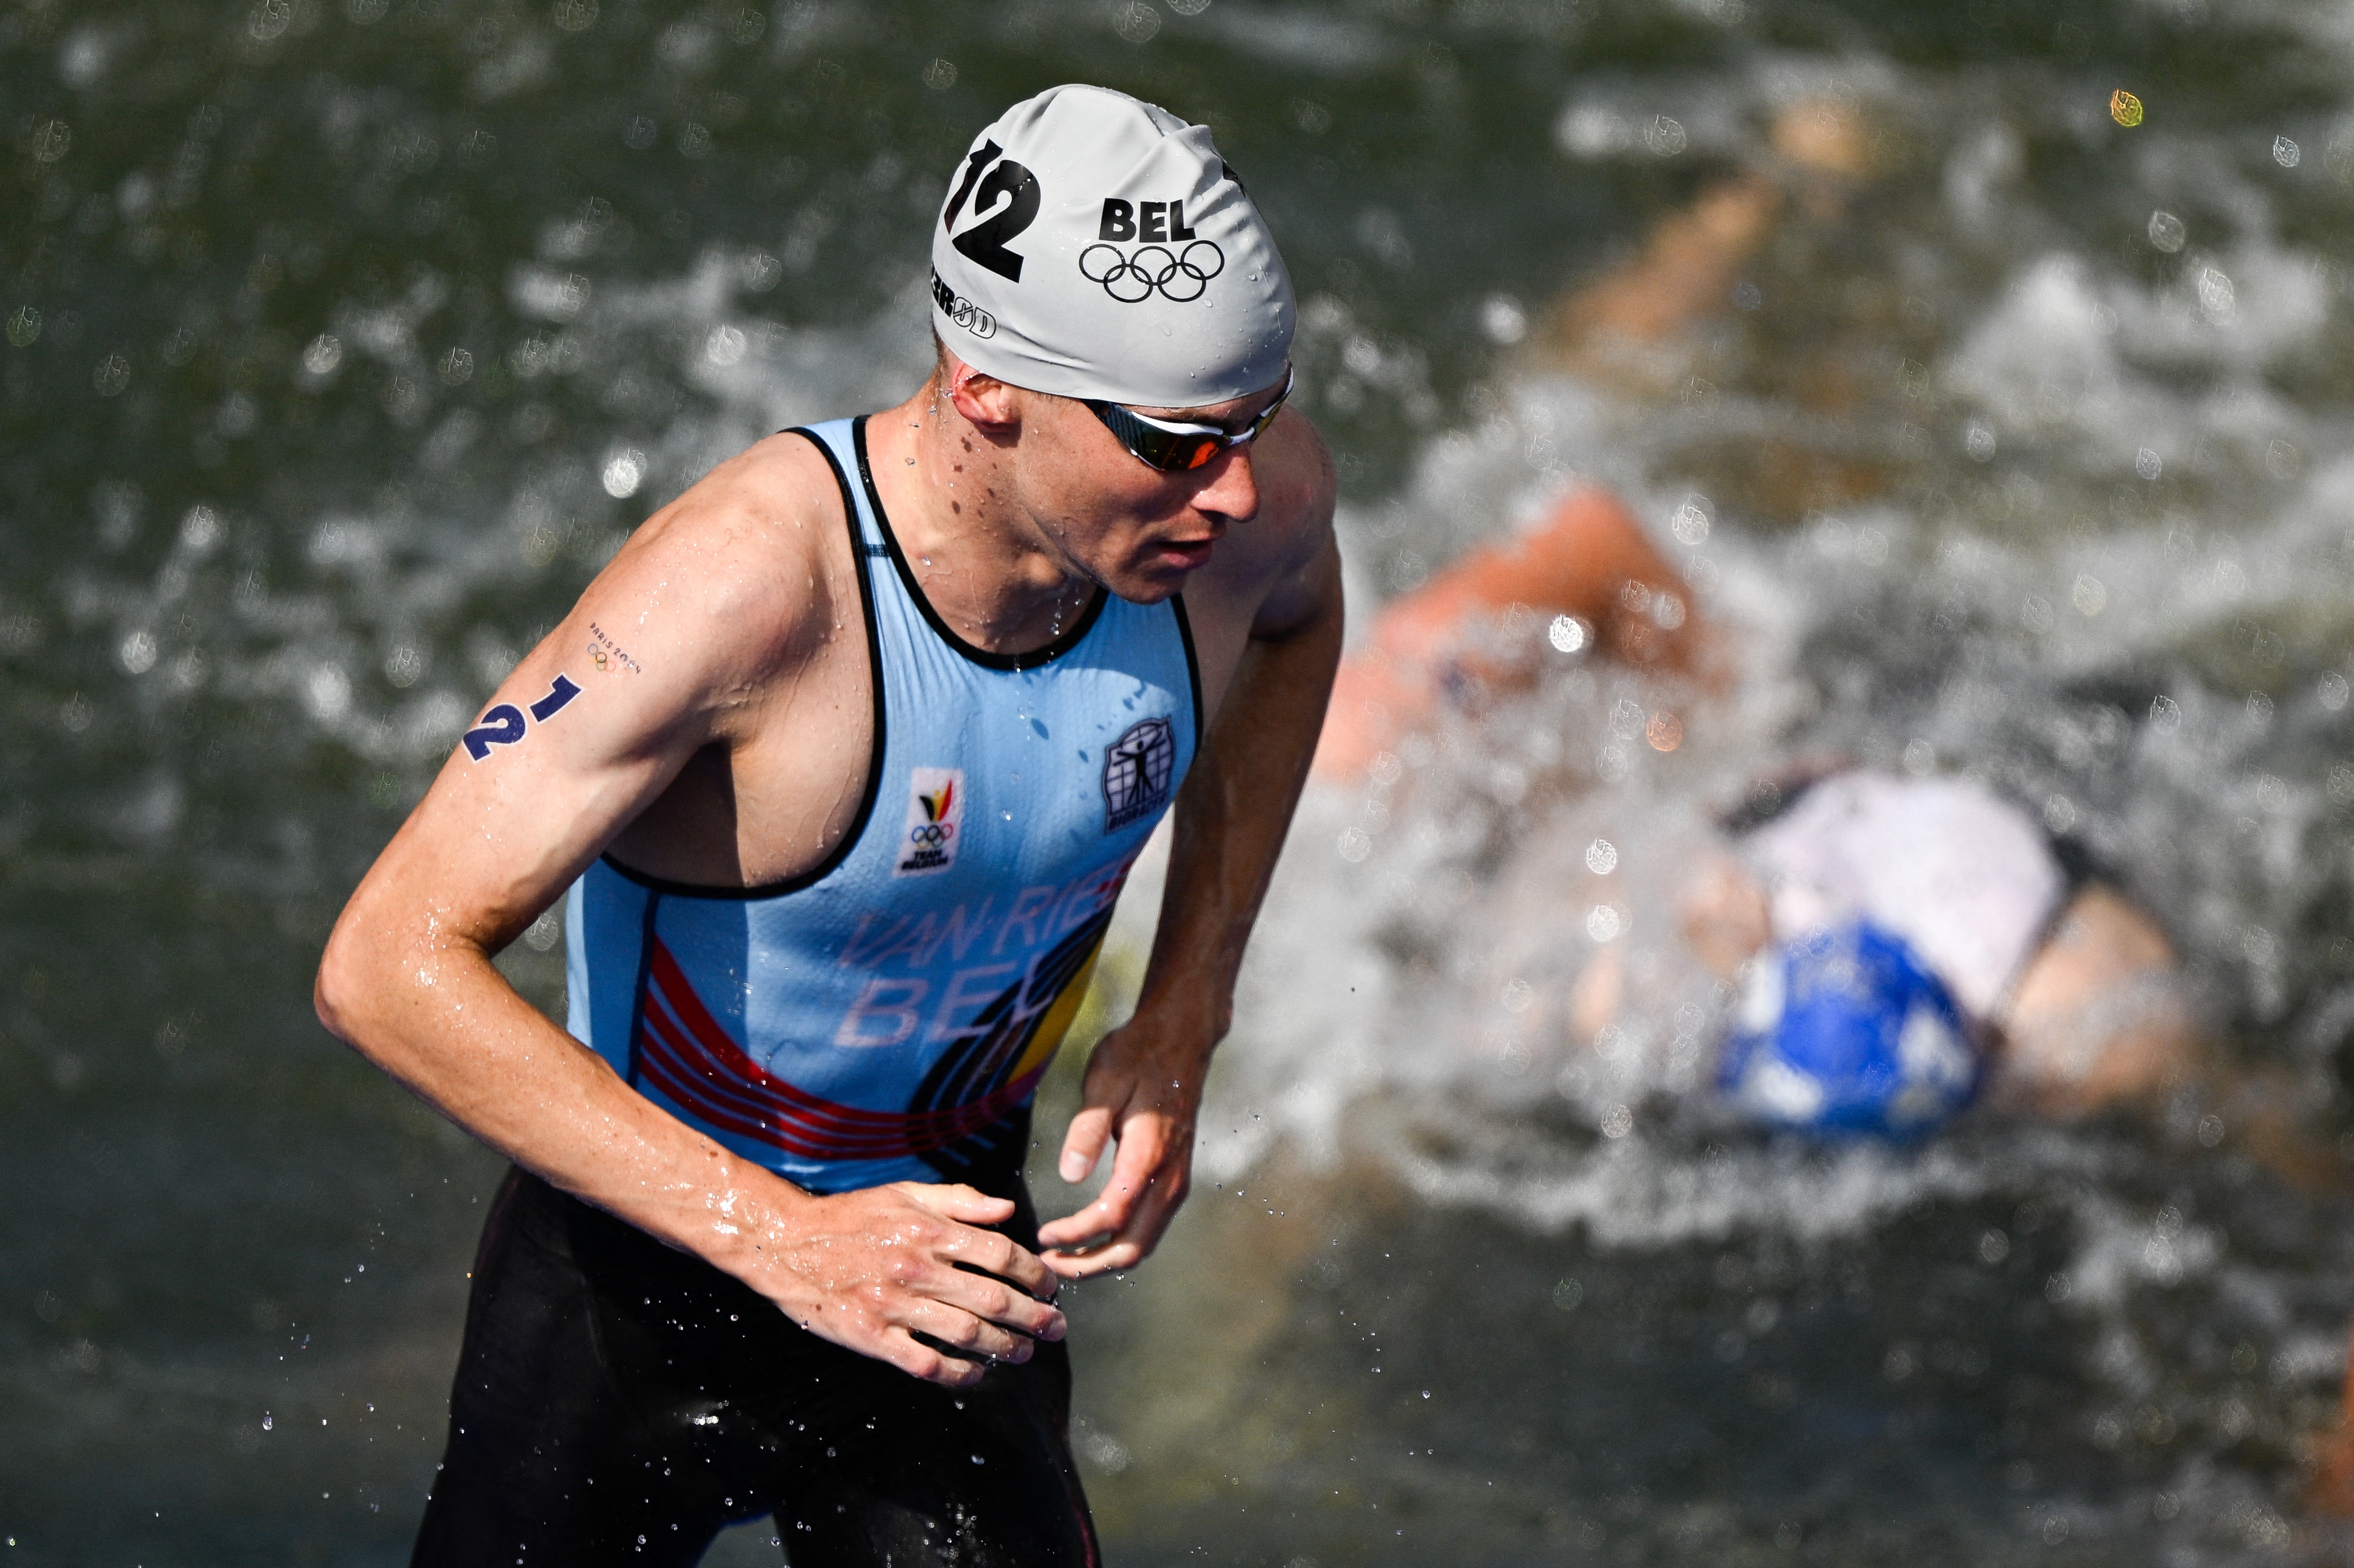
[[314, 85, 1340, 1565], [1321, 484, 2199, 1122]]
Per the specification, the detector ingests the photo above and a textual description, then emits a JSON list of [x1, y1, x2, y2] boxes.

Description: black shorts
[[412, 1167, 1098, 1567]]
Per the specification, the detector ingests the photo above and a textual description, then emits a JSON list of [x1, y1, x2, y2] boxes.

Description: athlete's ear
[[944, 355, 1021, 437]]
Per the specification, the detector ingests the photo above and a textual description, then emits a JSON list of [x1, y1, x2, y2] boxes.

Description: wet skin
[[315, 352, 1341, 1387]]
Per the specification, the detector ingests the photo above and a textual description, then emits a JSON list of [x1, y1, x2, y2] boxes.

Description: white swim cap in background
[[929, 83, 1296, 410]]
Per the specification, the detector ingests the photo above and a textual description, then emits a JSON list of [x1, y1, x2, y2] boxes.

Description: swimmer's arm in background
[[1039, 414, 1344, 1279], [314, 433, 1063, 1387]]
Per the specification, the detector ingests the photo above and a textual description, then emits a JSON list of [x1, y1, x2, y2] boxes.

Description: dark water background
[[6, 0, 2354, 1562]]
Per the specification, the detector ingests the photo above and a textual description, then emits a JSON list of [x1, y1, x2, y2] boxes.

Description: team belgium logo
[[1080, 198, 1223, 303], [1101, 718, 1176, 832], [895, 767, 965, 876]]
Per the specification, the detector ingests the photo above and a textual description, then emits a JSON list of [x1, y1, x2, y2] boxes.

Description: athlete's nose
[[1188, 442, 1260, 527]]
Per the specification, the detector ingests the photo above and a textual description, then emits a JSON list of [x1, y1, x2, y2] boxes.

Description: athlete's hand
[[748, 1180, 1064, 1387], [1036, 1014, 1208, 1278]]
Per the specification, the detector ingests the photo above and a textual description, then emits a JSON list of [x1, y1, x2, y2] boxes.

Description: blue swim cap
[[1717, 921, 1979, 1138]]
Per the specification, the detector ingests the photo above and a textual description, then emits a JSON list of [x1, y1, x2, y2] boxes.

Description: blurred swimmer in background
[[1313, 90, 2202, 1136], [1315, 482, 2200, 1135]]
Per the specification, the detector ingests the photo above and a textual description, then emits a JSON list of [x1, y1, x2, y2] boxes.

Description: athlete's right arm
[[313, 434, 1062, 1386]]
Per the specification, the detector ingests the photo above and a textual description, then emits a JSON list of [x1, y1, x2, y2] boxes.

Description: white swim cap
[[929, 84, 1296, 410]]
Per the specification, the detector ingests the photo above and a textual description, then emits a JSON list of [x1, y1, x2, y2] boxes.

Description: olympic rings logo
[[907, 822, 956, 847], [1077, 240, 1225, 304]]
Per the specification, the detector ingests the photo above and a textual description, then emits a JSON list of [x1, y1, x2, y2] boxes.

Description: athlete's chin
[[1129, 541, 1217, 595]]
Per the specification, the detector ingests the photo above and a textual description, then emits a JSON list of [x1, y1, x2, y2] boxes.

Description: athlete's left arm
[[1038, 415, 1343, 1278]]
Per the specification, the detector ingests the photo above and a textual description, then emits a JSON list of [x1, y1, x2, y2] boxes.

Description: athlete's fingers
[[924, 1264, 1065, 1342], [1057, 1103, 1114, 1184], [882, 1328, 989, 1389], [905, 1300, 1033, 1365], [1038, 1113, 1183, 1254], [930, 1215, 1058, 1302], [890, 1181, 1018, 1226]]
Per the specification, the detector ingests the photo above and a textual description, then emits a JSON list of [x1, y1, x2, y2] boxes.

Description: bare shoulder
[[1191, 408, 1338, 628], [570, 430, 858, 699]]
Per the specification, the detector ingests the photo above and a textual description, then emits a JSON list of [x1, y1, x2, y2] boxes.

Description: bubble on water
[[2146, 210, 2186, 252], [1480, 295, 1526, 346], [301, 334, 342, 377], [2070, 573, 2107, 617], [602, 449, 646, 499], [5, 306, 40, 347], [1964, 422, 1997, 461], [922, 58, 958, 90], [2320, 672, 2350, 711], [705, 324, 747, 366], [2109, 90, 2143, 128], [120, 630, 157, 675], [1548, 615, 1589, 654], [1112, 2, 1161, 42], [1585, 904, 1623, 943], [2272, 135, 2300, 168], [1585, 839, 1617, 875]]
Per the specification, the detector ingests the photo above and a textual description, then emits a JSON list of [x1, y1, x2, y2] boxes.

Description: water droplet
[[1479, 295, 1526, 345], [2134, 447, 2162, 481], [2109, 89, 2144, 129], [1643, 115, 1688, 157], [1337, 827, 1371, 863], [1731, 279, 1762, 312], [2274, 135, 2301, 168], [2071, 574, 2107, 617], [922, 58, 958, 90], [1670, 497, 1712, 546], [301, 334, 343, 377], [6, 306, 42, 347], [1965, 422, 1998, 461], [2147, 210, 2186, 252], [1547, 614, 1589, 654], [1585, 904, 1623, 943], [602, 449, 646, 499], [262, 1415, 274, 1431], [1584, 838, 1617, 875]]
